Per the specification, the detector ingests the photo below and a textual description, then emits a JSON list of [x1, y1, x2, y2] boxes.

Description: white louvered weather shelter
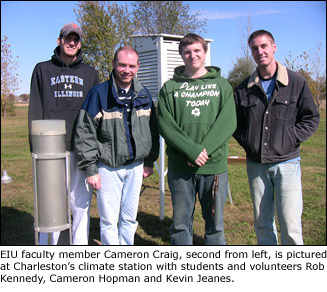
[[132, 34, 213, 221]]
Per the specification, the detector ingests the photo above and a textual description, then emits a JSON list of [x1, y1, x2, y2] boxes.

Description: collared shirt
[[117, 86, 135, 160], [117, 86, 133, 126]]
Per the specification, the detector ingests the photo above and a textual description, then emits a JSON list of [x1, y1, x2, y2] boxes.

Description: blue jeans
[[168, 170, 228, 245], [97, 160, 143, 245], [247, 160, 303, 245]]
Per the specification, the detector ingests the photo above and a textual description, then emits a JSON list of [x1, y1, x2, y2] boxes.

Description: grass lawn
[[1, 105, 326, 245]]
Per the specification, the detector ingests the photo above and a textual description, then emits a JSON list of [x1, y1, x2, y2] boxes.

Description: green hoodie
[[158, 65, 237, 174]]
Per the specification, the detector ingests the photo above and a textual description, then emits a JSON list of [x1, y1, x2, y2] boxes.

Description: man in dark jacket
[[233, 30, 320, 245], [28, 23, 99, 245], [75, 46, 159, 245]]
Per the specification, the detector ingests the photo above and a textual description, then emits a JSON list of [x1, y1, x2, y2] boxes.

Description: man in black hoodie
[[28, 23, 99, 245]]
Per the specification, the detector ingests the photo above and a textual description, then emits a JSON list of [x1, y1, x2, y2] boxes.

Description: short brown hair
[[179, 33, 208, 55], [248, 30, 275, 47], [113, 46, 140, 64]]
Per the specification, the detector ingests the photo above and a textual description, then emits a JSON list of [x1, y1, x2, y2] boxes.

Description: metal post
[[159, 136, 167, 221]]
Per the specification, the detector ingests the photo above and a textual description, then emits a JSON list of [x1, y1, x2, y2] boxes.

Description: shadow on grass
[[1, 207, 204, 246], [1, 207, 102, 246], [1, 206, 35, 245], [136, 211, 204, 245]]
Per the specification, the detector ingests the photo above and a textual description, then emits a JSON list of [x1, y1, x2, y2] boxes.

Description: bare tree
[[310, 43, 326, 111], [228, 14, 256, 89], [284, 45, 326, 110], [284, 50, 310, 72], [1, 36, 19, 117], [239, 13, 253, 61]]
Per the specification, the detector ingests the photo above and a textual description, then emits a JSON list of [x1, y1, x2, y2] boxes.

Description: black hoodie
[[28, 46, 99, 152]]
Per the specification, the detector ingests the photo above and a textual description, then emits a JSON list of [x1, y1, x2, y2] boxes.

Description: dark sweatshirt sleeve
[[28, 65, 43, 153]]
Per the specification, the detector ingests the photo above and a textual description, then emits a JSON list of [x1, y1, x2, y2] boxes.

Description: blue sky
[[1, 1, 326, 96]]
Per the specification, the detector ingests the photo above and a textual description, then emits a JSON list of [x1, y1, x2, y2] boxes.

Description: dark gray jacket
[[75, 71, 159, 177], [233, 61, 320, 163]]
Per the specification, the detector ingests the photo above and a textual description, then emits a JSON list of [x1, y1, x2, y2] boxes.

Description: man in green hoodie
[[158, 33, 237, 245]]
